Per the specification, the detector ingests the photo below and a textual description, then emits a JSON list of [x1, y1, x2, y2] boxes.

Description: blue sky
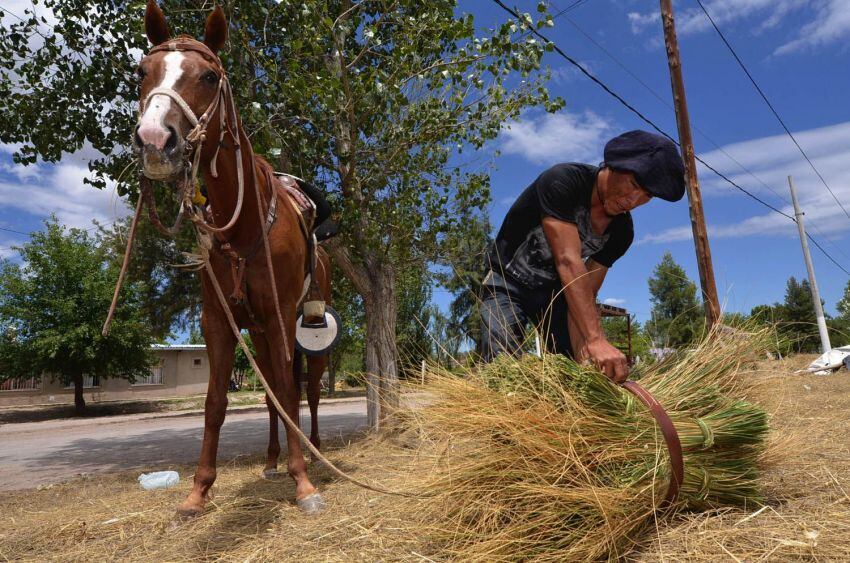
[[462, 0, 850, 322], [3, 0, 850, 328]]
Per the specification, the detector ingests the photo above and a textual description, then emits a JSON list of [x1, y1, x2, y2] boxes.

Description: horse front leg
[[177, 310, 236, 517]]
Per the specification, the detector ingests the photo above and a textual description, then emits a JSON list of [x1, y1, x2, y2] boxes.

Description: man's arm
[[541, 216, 629, 382], [567, 258, 607, 358]]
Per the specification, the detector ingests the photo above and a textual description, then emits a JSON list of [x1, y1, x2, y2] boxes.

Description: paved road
[[0, 399, 367, 491]]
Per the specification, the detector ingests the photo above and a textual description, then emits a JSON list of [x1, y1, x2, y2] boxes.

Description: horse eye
[[202, 70, 219, 84]]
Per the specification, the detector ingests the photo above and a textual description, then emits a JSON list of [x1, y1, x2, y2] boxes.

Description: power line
[[553, 0, 592, 16], [559, 12, 790, 203], [696, 0, 850, 220], [0, 226, 30, 236], [552, 6, 850, 264], [490, 0, 850, 276]]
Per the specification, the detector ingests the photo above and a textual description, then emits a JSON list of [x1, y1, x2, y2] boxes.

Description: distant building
[[0, 344, 210, 407]]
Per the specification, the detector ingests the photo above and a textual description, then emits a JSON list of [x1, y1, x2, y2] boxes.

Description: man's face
[[603, 169, 652, 216]]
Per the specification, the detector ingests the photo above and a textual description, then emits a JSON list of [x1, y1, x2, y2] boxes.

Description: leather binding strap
[[621, 381, 684, 505]]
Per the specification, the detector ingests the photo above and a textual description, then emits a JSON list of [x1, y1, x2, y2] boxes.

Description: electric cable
[[696, 0, 850, 220], [551, 5, 850, 263], [489, 0, 850, 276]]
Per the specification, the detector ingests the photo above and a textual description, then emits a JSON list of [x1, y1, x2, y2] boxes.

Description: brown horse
[[135, 1, 330, 515]]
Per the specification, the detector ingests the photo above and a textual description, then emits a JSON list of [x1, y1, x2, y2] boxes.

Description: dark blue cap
[[603, 130, 686, 202]]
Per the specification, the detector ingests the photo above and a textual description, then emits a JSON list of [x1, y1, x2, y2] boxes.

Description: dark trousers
[[479, 270, 574, 362]]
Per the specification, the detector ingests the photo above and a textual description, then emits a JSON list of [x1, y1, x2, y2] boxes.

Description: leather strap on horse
[[621, 381, 684, 505], [142, 39, 244, 236], [102, 196, 144, 337], [112, 37, 409, 499]]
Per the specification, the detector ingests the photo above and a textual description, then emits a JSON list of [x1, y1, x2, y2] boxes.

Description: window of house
[[64, 375, 100, 389], [133, 364, 164, 386], [192, 357, 203, 368], [0, 376, 41, 392]]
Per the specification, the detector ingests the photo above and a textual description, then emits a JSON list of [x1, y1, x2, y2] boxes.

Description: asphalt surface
[[0, 398, 368, 491]]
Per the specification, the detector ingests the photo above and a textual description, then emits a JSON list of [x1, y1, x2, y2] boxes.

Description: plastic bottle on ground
[[138, 470, 180, 490]]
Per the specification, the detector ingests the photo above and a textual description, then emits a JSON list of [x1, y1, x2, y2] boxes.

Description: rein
[[103, 37, 417, 500], [136, 38, 290, 362]]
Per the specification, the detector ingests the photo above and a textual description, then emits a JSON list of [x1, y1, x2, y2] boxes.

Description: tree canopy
[[0, 0, 562, 425], [646, 252, 703, 348], [0, 219, 155, 413], [778, 276, 820, 353]]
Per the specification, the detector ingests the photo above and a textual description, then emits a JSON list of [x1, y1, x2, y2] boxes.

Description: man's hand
[[580, 337, 629, 383]]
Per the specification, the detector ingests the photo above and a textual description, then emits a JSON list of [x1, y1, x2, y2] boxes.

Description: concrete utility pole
[[788, 176, 832, 353], [660, 0, 721, 329]]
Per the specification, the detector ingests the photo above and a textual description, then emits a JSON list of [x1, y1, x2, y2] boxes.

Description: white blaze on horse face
[[137, 52, 185, 151]]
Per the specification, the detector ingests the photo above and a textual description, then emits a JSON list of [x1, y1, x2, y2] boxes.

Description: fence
[[0, 377, 41, 392]]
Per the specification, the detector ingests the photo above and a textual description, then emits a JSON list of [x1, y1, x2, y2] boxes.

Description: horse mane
[[254, 154, 276, 175]]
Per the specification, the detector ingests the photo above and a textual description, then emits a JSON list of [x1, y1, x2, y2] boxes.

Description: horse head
[[134, 0, 228, 182]]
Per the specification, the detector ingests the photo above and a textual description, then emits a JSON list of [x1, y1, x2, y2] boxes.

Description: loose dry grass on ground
[[1, 355, 848, 561]]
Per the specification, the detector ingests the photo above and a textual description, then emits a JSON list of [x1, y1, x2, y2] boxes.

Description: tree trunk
[[324, 241, 399, 429], [363, 264, 399, 429], [72, 373, 86, 416]]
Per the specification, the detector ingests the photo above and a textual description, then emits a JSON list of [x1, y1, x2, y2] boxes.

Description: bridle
[[137, 37, 245, 237], [132, 36, 296, 366]]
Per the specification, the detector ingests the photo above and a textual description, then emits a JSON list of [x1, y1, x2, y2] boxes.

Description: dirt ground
[[1, 356, 848, 561]]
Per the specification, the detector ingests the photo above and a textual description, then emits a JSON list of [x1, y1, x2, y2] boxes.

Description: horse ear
[[203, 6, 228, 54], [145, 0, 171, 46]]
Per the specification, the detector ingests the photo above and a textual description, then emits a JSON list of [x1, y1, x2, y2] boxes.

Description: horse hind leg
[[261, 346, 300, 479], [306, 353, 324, 453], [177, 312, 235, 517], [262, 393, 282, 479], [253, 334, 324, 514]]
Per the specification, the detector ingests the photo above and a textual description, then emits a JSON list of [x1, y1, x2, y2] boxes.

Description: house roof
[[151, 344, 207, 351]]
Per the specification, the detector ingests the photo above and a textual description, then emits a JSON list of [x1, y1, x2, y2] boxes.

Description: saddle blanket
[[273, 172, 316, 228]]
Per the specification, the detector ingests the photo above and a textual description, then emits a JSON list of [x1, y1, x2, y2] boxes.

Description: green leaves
[[0, 1, 563, 361], [647, 252, 704, 348], [0, 218, 155, 386]]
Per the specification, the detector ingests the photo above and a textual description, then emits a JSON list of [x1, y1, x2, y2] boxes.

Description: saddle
[[273, 172, 316, 237]]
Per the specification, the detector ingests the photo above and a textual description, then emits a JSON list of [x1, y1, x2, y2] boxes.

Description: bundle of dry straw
[[397, 327, 773, 561]]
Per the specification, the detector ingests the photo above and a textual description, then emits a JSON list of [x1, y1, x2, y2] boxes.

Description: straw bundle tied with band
[[390, 325, 771, 561]]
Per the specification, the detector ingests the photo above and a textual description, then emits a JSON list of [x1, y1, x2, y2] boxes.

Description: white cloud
[[548, 61, 593, 85], [639, 120, 850, 244], [627, 11, 660, 34], [2, 0, 58, 27], [0, 145, 129, 231], [774, 0, 850, 55], [0, 242, 21, 259], [626, 0, 850, 56], [499, 110, 615, 164], [603, 297, 627, 306]]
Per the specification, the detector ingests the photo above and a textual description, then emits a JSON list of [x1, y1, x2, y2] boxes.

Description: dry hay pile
[[391, 327, 776, 561], [2, 332, 850, 561]]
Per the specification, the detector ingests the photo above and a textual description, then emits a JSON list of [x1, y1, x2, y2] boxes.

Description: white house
[[0, 344, 211, 407]]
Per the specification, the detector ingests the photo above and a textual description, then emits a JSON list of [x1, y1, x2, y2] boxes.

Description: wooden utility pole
[[788, 176, 832, 353], [660, 0, 721, 328]]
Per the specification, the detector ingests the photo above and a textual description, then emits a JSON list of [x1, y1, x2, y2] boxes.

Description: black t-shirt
[[487, 163, 634, 290]]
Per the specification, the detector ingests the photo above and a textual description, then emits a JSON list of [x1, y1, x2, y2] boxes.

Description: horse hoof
[[262, 468, 283, 480], [296, 492, 326, 515], [175, 505, 203, 518]]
